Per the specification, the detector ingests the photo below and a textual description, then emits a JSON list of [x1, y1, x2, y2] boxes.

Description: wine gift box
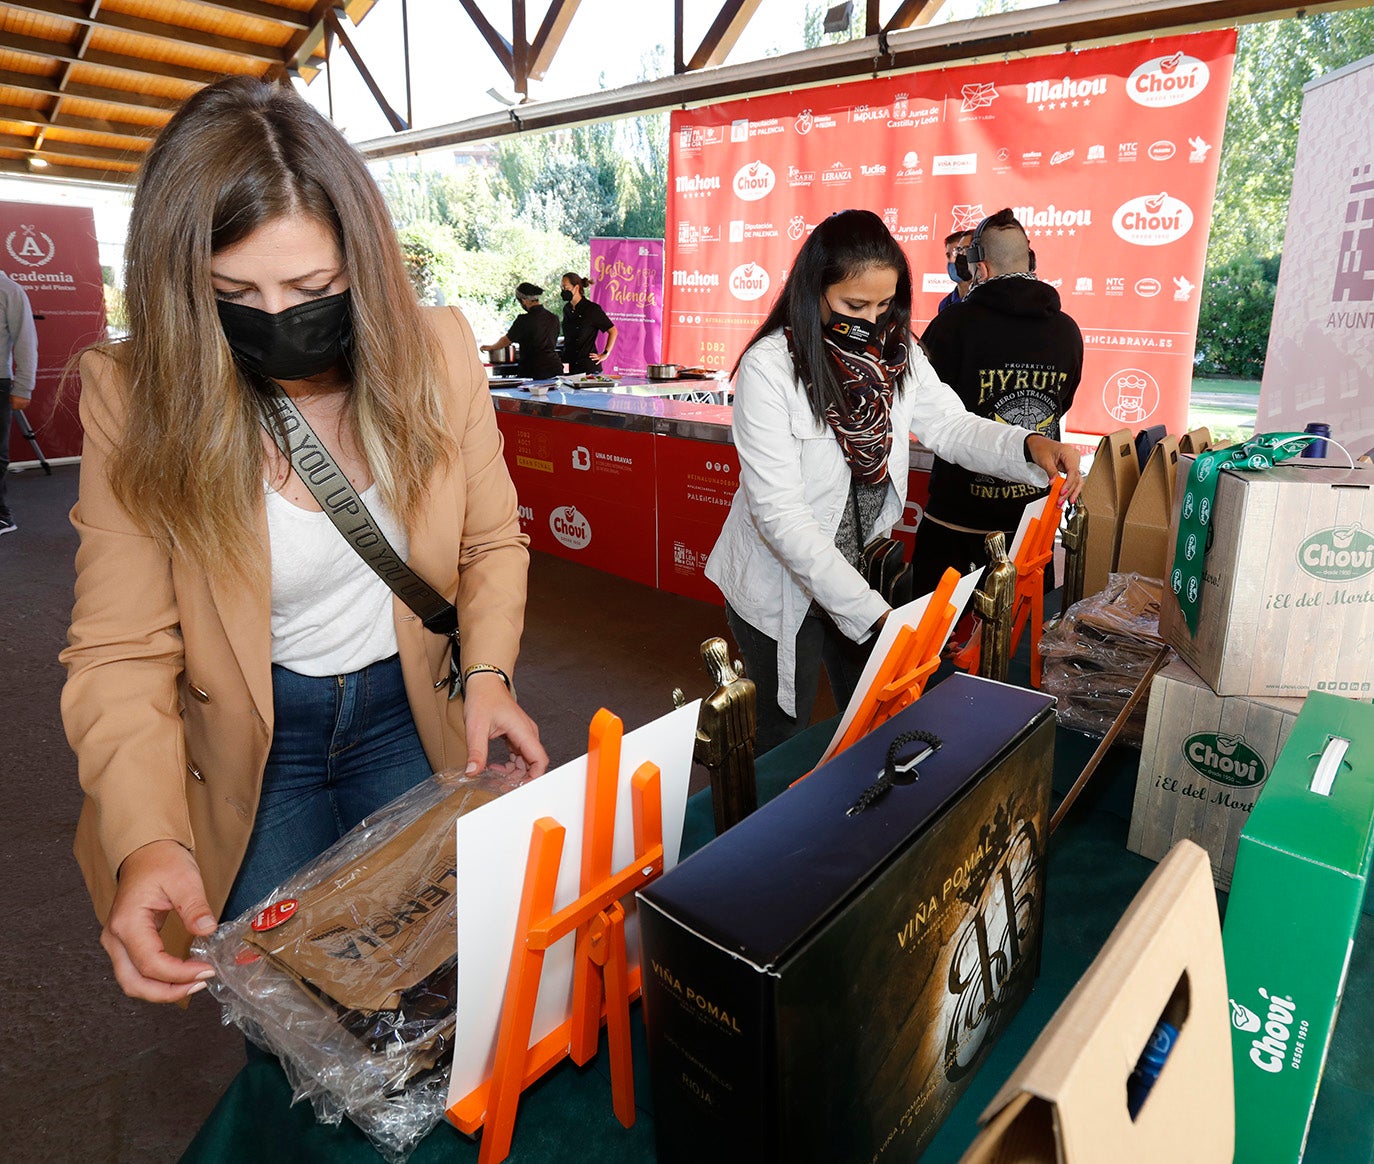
[[638, 674, 1056, 1163]]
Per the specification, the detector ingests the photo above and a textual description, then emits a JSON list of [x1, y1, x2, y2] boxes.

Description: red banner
[[2, 202, 105, 462], [664, 30, 1236, 438]]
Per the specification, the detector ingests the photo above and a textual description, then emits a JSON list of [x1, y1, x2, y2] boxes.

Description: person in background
[[61, 75, 547, 1006], [479, 281, 562, 380], [937, 229, 974, 314], [912, 207, 1083, 600], [705, 209, 1081, 754], [559, 272, 616, 374], [0, 268, 38, 537]]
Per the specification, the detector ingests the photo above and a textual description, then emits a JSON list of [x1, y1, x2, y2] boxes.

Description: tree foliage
[[1194, 255, 1281, 378]]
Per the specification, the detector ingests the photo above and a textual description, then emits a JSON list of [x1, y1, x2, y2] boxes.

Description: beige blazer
[[62, 306, 529, 957]]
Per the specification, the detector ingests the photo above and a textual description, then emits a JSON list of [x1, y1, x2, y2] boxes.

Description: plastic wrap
[[193, 767, 530, 1161], [1038, 573, 1174, 747]]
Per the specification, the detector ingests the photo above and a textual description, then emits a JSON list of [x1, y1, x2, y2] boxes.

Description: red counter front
[[494, 389, 932, 605]]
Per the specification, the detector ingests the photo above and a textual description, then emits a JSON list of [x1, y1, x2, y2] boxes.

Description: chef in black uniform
[[559, 272, 617, 374], [481, 281, 562, 379]]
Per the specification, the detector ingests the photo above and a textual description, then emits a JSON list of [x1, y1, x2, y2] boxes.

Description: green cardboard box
[[1222, 692, 1374, 1162]]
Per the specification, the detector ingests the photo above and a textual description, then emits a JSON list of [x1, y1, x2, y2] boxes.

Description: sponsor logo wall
[[663, 31, 1236, 437], [588, 237, 664, 376], [2, 202, 106, 461]]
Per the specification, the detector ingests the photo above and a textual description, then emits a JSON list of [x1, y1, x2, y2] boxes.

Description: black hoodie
[[918, 274, 1083, 531]]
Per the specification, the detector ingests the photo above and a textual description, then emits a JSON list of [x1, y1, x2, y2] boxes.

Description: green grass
[[1188, 375, 1260, 444]]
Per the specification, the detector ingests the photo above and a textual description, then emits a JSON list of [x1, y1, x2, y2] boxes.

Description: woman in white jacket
[[705, 210, 1081, 752]]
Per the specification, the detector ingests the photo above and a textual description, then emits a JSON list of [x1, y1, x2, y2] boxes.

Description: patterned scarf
[[788, 327, 908, 485]]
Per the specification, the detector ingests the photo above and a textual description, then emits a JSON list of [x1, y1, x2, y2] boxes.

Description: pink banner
[[588, 237, 665, 376], [2, 202, 106, 461], [663, 31, 1237, 438]]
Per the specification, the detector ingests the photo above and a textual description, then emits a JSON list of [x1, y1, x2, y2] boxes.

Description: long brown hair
[[106, 75, 452, 574]]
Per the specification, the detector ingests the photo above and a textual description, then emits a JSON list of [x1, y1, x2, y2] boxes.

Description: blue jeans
[[221, 654, 433, 921]]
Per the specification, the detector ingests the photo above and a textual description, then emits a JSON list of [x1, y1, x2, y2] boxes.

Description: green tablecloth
[[182, 715, 1374, 1164]]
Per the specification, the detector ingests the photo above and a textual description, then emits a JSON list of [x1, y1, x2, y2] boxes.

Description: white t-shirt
[[265, 483, 408, 675]]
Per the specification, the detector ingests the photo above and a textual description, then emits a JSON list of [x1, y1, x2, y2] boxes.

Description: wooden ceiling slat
[[5, 0, 292, 63], [0, 128, 139, 163], [5, 30, 231, 86], [0, 155, 138, 179], [100, 0, 309, 39], [0, 67, 184, 114], [0, 101, 157, 144]]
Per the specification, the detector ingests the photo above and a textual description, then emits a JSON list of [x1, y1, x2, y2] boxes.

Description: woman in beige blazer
[[61, 77, 547, 1005]]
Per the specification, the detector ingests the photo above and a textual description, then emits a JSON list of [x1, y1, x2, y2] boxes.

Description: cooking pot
[[489, 342, 519, 365], [647, 363, 680, 380]]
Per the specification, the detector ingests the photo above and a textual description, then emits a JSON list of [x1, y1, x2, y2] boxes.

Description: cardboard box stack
[[1128, 660, 1303, 890], [638, 674, 1056, 1164], [1222, 693, 1374, 1162], [1130, 458, 1374, 898]]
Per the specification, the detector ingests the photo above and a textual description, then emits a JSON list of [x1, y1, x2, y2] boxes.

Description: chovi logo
[[550, 505, 591, 550], [1297, 524, 1374, 581], [732, 161, 775, 202], [1113, 192, 1193, 246], [1184, 733, 1266, 788], [6, 226, 56, 267], [729, 262, 770, 302], [1127, 51, 1210, 108]]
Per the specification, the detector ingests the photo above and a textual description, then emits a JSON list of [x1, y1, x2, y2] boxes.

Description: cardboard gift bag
[[1080, 428, 1140, 599], [961, 840, 1233, 1164]]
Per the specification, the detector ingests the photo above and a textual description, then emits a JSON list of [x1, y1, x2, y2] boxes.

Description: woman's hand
[[462, 672, 550, 779], [1026, 435, 1083, 504], [102, 840, 217, 1003]]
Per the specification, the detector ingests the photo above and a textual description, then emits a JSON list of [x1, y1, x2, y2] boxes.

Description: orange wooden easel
[[825, 565, 963, 758], [950, 476, 1064, 688], [446, 708, 664, 1164]]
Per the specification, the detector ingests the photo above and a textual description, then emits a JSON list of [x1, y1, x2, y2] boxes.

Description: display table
[[181, 696, 1373, 1163]]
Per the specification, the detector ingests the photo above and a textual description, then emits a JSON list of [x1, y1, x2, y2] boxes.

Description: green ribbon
[[1170, 432, 1315, 635]]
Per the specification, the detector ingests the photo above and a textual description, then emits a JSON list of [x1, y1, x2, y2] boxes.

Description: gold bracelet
[[460, 663, 512, 696]]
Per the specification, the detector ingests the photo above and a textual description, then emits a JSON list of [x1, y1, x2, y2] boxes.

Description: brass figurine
[[975, 531, 1018, 683], [686, 637, 759, 835], [1059, 502, 1088, 615]]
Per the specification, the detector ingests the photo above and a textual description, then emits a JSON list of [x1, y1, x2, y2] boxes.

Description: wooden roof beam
[[683, 0, 764, 72], [0, 130, 138, 165], [455, 0, 515, 76], [0, 155, 136, 181], [4, 0, 289, 67], [0, 68, 184, 116], [323, 7, 406, 129], [4, 31, 237, 88], [0, 101, 157, 144], [528, 0, 581, 82]]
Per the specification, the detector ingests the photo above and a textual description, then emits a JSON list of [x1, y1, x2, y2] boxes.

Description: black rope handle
[[846, 729, 943, 817]]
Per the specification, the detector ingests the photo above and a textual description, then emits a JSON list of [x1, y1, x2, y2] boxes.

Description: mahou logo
[[1297, 524, 1374, 581], [1112, 192, 1193, 246], [1128, 51, 1210, 108], [550, 506, 591, 550], [733, 161, 776, 202], [729, 262, 770, 302], [1183, 733, 1267, 788]]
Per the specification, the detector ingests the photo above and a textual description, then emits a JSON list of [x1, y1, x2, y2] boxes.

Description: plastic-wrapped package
[[193, 767, 530, 1161], [1038, 573, 1174, 747]]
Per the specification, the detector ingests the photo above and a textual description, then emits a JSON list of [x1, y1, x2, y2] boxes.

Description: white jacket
[[705, 329, 1047, 715]]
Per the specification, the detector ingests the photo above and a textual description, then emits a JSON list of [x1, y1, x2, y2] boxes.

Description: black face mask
[[824, 309, 885, 353], [561, 288, 574, 302], [216, 290, 353, 381]]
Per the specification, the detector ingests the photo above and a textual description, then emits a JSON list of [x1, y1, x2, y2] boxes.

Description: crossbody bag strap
[[258, 389, 464, 697]]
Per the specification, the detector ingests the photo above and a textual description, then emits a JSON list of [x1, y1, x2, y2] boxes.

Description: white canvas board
[[818, 568, 983, 766], [447, 701, 700, 1106]]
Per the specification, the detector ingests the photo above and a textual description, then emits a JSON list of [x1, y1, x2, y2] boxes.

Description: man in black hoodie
[[910, 208, 1083, 598]]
